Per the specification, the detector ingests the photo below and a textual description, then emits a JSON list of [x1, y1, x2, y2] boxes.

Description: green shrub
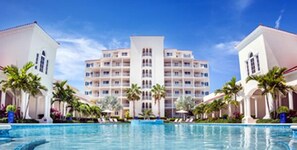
[[6, 105, 16, 112], [16, 119, 39, 123], [292, 117, 297, 123], [66, 113, 72, 118], [277, 106, 289, 114], [195, 118, 241, 123], [0, 118, 8, 123], [256, 119, 280, 123]]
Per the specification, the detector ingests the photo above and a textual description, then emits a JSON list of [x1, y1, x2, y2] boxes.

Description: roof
[[236, 25, 297, 50], [0, 21, 59, 45], [284, 66, 297, 74]]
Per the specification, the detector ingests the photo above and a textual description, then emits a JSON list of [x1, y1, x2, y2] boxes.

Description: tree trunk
[[133, 101, 135, 118], [23, 95, 31, 119], [158, 100, 160, 117], [265, 94, 271, 118], [273, 94, 277, 119]]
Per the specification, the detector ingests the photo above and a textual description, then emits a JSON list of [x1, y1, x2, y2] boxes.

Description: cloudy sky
[[1, 0, 296, 93]]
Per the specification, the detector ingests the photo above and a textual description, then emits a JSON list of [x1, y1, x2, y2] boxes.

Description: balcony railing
[[142, 96, 152, 100], [142, 63, 152, 67], [122, 103, 129, 107], [122, 83, 130, 86], [123, 63, 130, 67], [142, 85, 152, 89], [123, 73, 130, 76], [142, 74, 152, 78]]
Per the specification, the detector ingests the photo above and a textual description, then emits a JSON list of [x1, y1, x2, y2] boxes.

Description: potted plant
[[277, 106, 289, 123], [6, 105, 16, 123], [66, 113, 73, 121]]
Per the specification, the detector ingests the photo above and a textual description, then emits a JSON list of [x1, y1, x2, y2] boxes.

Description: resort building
[[84, 36, 210, 118], [204, 25, 297, 123], [0, 22, 59, 122]]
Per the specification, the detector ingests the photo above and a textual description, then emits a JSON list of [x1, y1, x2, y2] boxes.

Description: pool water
[[1, 123, 297, 149]]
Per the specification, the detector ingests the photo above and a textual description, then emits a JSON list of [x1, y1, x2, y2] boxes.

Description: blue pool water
[[1, 123, 297, 149]]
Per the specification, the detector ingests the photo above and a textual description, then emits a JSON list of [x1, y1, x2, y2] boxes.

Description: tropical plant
[[78, 103, 90, 117], [175, 96, 195, 111], [0, 62, 35, 107], [126, 84, 141, 118], [89, 105, 101, 118], [215, 77, 242, 116], [205, 99, 226, 118], [151, 84, 166, 117], [277, 106, 289, 114], [193, 103, 206, 119], [66, 113, 72, 118], [52, 80, 76, 115], [139, 109, 155, 120], [97, 96, 122, 112], [24, 74, 47, 119], [6, 105, 16, 112], [246, 66, 293, 119]]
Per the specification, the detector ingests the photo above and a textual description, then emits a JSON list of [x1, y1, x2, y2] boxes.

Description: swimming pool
[[1, 123, 297, 149]]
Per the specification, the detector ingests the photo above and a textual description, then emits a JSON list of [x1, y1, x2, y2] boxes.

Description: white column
[[212, 112, 215, 118], [278, 94, 282, 107], [42, 93, 53, 123], [0, 91, 6, 107], [219, 109, 222, 117], [240, 100, 243, 114], [263, 95, 271, 119], [254, 98, 258, 118], [289, 91, 294, 110], [21, 91, 29, 118], [242, 96, 252, 123]]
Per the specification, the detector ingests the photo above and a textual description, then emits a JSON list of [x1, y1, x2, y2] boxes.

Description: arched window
[[39, 51, 46, 72], [246, 52, 260, 75], [149, 103, 152, 108], [35, 53, 39, 69], [249, 52, 253, 58]]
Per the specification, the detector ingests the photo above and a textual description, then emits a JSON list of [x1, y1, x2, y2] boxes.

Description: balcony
[[123, 73, 130, 76], [123, 63, 130, 67], [142, 96, 152, 100], [122, 83, 130, 87], [142, 53, 152, 57], [112, 84, 121, 87], [184, 74, 193, 77], [195, 94, 204, 98], [142, 75, 152, 78], [164, 63, 171, 67], [101, 84, 110, 87], [184, 84, 193, 87], [172, 64, 182, 67], [142, 63, 152, 67], [123, 103, 129, 107], [165, 103, 174, 108], [142, 85, 152, 89], [183, 64, 192, 67], [173, 84, 182, 87], [165, 84, 172, 86]]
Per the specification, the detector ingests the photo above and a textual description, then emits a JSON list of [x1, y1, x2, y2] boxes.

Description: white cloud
[[234, 0, 253, 11], [275, 9, 285, 29], [108, 38, 129, 49], [54, 37, 106, 86], [214, 40, 240, 55]]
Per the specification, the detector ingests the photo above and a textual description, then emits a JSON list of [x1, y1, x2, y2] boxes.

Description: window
[[174, 72, 179, 76], [122, 52, 128, 56], [185, 72, 191, 76], [185, 81, 191, 84], [103, 71, 109, 75], [86, 73, 90, 77], [103, 90, 109, 94], [166, 53, 172, 56], [45, 60, 49, 74], [174, 81, 179, 85], [175, 91, 179, 95], [205, 91, 209, 95], [39, 54, 45, 72], [103, 81, 109, 84], [115, 81, 120, 85], [184, 62, 190, 66], [246, 61, 250, 76], [115, 91, 119, 94], [35, 53, 39, 69], [103, 53, 111, 57], [204, 73, 208, 77], [256, 55, 260, 71], [251, 58, 255, 73], [185, 91, 191, 94], [104, 62, 110, 66]]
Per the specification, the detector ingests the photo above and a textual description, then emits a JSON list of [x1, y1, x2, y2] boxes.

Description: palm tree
[[151, 84, 166, 118], [1, 62, 35, 107], [139, 109, 154, 120], [89, 105, 101, 118], [78, 103, 90, 118], [97, 96, 122, 112], [247, 66, 293, 119], [24, 74, 47, 119], [215, 77, 242, 116], [175, 96, 195, 112], [52, 80, 76, 115], [193, 103, 206, 119], [126, 84, 141, 118]]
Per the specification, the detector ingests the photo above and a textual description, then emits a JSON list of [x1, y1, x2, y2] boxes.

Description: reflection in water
[[3, 124, 296, 149]]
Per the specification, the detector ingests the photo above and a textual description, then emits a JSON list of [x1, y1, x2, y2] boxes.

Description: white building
[[204, 25, 297, 123], [85, 36, 210, 118], [0, 22, 59, 122]]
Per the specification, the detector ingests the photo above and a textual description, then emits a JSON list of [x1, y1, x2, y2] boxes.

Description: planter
[[7, 111, 14, 123], [280, 113, 287, 123], [66, 117, 72, 121]]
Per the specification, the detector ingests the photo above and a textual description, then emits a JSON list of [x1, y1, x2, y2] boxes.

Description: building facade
[[84, 36, 210, 118], [204, 25, 297, 123], [0, 22, 59, 122]]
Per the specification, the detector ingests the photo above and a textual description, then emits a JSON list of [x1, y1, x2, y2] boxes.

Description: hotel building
[[84, 36, 210, 118], [204, 25, 297, 123]]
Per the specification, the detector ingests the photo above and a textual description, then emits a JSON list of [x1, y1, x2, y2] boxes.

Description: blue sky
[[1, 0, 297, 93]]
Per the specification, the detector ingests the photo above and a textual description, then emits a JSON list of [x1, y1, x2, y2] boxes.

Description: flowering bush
[[50, 108, 62, 120]]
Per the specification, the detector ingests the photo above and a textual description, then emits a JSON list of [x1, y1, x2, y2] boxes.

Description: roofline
[[0, 21, 60, 46], [236, 25, 297, 50]]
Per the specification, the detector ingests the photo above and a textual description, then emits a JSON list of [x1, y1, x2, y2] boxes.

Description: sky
[[1, 0, 297, 93]]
